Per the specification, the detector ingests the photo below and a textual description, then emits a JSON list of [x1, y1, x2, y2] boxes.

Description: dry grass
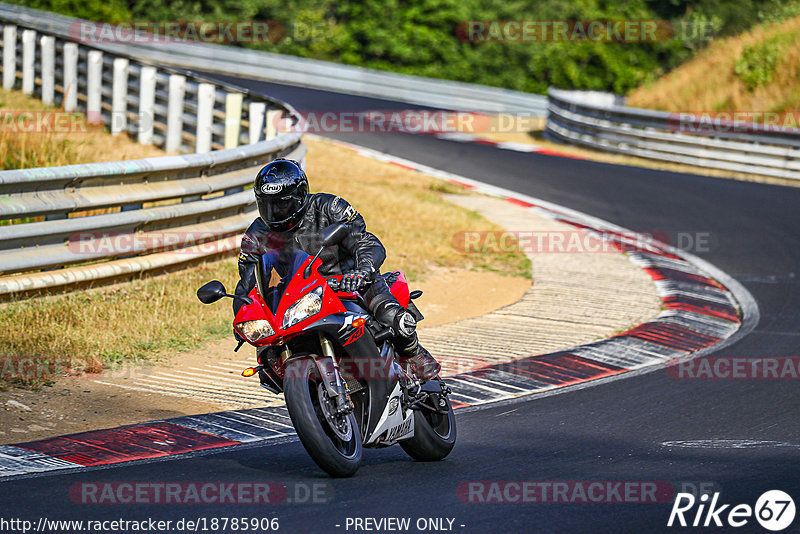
[[0, 136, 530, 389], [0, 88, 165, 171], [304, 136, 531, 281], [627, 16, 800, 113], [0, 259, 239, 389]]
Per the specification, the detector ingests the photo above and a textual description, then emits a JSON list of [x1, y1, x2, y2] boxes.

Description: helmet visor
[[258, 192, 305, 224]]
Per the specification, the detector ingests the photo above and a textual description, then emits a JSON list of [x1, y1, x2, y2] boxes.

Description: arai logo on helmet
[[261, 183, 282, 194]]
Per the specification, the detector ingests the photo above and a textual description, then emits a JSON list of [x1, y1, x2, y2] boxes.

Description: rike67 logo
[[668, 490, 795, 531]]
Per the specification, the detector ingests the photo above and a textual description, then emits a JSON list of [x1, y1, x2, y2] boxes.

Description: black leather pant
[[361, 274, 420, 356], [362, 274, 403, 328]]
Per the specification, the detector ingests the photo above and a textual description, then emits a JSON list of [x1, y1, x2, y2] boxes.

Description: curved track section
[[2, 80, 799, 533], [0, 137, 753, 479]]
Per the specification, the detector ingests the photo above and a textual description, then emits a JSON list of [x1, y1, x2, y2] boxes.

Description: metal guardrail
[[546, 87, 800, 181], [0, 3, 548, 116], [0, 18, 305, 298]]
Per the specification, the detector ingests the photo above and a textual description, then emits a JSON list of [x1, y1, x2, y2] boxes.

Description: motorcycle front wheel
[[284, 358, 362, 477]]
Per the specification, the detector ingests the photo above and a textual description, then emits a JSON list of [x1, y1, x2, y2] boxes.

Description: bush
[[734, 40, 781, 90]]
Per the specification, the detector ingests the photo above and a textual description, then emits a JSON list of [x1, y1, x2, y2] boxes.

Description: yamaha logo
[[261, 183, 282, 194]]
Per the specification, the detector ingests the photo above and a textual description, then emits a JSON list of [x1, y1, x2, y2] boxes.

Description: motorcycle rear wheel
[[284, 358, 362, 477], [400, 394, 456, 461]]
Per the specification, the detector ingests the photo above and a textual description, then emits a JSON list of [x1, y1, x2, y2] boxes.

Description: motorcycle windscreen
[[256, 248, 311, 315]]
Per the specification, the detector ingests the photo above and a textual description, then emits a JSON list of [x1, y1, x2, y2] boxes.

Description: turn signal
[[352, 317, 366, 328], [241, 367, 257, 377]]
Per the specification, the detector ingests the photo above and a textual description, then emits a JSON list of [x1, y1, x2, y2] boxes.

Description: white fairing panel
[[365, 383, 415, 445]]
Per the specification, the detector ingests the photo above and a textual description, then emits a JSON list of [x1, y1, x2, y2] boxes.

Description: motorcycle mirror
[[321, 222, 349, 247], [196, 280, 227, 304], [304, 223, 349, 278], [197, 280, 254, 305]]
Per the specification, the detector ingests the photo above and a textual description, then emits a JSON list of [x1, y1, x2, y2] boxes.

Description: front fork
[[317, 333, 354, 415]]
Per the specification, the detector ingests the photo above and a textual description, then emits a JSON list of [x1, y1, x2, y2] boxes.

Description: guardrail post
[[2, 25, 17, 90], [248, 102, 266, 144], [265, 108, 281, 139], [21, 29, 35, 95], [138, 66, 156, 144], [86, 50, 102, 124], [40, 35, 55, 105], [111, 57, 128, 134], [195, 83, 215, 153], [62, 42, 78, 111], [224, 92, 243, 149], [166, 74, 186, 153]]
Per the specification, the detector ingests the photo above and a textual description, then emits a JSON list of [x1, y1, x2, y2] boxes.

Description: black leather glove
[[340, 267, 373, 292]]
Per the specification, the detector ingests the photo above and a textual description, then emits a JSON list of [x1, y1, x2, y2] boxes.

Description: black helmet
[[254, 158, 309, 232]]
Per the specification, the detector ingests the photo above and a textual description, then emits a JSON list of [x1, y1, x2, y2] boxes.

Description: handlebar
[[326, 276, 370, 309], [326, 276, 341, 291]]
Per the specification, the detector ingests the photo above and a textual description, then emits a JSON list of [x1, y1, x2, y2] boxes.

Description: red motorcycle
[[197, 223, 455, 477]]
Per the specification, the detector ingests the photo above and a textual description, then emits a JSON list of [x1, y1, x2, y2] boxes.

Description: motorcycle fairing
[[234, 251, 347, 345], [364, 382, 415, 445]]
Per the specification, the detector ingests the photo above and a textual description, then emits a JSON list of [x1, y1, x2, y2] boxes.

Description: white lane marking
[[445, 386, 487, 403], [461, 374, 531, 392], [455, 376, 523, 396], [93, 380, 190, 398], [205, 412, 289, 436], [186, 367, 256, 379], [136, 376, 259, 398], [207, 363, 252, 372], [181, 416, 266, 440], [137, 374, 261, 395], [450, 380, 515, 399], [126, 379, 263, 405], [495, 142, 541, 152], [661, 440, 800, 449], [150, 368, 252, 383], [230, 410, 294, 429]]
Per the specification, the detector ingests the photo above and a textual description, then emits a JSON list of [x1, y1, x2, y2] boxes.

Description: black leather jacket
[[233, 193, 386, 314]]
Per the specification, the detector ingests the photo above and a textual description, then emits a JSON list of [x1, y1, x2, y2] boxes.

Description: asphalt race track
[[3, 79, 799, 533]]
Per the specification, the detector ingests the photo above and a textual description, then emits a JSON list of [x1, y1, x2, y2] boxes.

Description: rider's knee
[[368, 293, 416, 337]]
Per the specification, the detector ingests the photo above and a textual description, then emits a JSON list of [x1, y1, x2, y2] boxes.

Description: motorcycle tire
[[284, 358, 362, 477], [400, 395, 456, 461]]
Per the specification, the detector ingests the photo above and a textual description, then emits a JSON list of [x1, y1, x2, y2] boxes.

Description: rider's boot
[[394, 331, 441, 381], [370, 295, 441, 380]]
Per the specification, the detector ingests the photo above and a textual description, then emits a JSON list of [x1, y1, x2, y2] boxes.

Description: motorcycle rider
[[233, 158, 441, 380]]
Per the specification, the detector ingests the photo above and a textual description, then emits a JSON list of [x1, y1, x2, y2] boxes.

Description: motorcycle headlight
[[236, 320, 275, 343], [283, 287, 323, 329]]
